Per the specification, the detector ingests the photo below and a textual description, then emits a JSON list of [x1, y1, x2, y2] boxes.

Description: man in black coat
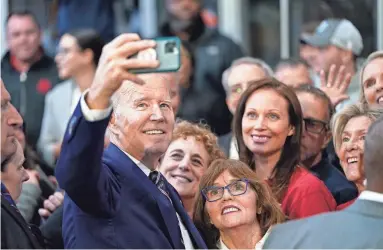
[[1, 80, 44, 249], [159, 0, 244, 136]]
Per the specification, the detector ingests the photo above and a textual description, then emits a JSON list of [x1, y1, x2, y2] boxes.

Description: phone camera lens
[[165, 41, 176, 54]]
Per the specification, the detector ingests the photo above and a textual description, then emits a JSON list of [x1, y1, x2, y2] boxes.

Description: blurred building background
[[1, 0, 383, 67]]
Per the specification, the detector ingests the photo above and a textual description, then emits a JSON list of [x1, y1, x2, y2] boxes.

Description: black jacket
[[160, 15, 244, 136], [1, 51, 60, 147], [1, 196, 45, 249]]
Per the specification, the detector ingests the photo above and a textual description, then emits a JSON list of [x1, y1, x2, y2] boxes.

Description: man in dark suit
[[55, 33, 207, 249], [263, 116, 383, 249], [218, 57, 273, 158], [1, 141, 44, 248]]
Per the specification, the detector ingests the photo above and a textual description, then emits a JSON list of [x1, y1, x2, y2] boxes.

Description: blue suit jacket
[[55, 103, 207, 249]]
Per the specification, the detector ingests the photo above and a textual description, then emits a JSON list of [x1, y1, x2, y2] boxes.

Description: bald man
[[1, 79, 23, 162]]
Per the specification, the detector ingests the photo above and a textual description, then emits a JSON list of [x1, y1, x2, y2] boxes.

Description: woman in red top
[[232, 78, 336, 219]]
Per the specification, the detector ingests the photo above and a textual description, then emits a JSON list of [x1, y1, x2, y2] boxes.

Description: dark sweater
[[1, 51, 60, 147], [311, 156, 358, 206]]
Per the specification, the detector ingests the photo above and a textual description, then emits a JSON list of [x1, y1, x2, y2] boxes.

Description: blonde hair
[[171, 120, 226, 165], [331, 103, 383, 152], [359, 50, 383, 108]]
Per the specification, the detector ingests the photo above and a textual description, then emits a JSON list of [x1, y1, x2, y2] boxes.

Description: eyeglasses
[[303, 118, 328, 134], [201, 179, 249, 202]]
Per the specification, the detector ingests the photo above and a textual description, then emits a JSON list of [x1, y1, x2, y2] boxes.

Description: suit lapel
[[103, 144, 183, 249], [167, 184, 207, 249], [1, 196, 40, 248]]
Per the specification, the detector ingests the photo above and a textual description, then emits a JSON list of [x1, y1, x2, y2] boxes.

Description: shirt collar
[[121, 150, 151, 177], [359, 190, 383, 204], [218, 229, 270, 249]]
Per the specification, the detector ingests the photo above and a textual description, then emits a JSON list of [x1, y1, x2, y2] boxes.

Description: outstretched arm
[[55, 33, 159, 217]]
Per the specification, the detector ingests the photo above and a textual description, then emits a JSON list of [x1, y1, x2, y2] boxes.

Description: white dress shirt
[[229, 137, 239, 160], [80, 92, 194, 249], [70, 85, 82, 116], [358, 190, 383, 204], [217, 229, 270, 249]]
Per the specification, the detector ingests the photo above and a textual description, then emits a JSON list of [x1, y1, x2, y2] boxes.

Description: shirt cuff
[[80, 90, 113, 122]]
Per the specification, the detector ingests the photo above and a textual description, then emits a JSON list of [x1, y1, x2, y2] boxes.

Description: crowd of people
[[1, 0, 383, 249]]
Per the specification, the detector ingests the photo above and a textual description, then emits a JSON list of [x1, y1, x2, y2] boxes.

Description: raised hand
[[86, 34, 159, 109], [38, 191, 65, 218], [319, 64, 352, 108]]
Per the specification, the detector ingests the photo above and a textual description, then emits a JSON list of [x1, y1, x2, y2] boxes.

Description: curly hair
[[171, 120, 226, 165], [193, 159, 285, 248]]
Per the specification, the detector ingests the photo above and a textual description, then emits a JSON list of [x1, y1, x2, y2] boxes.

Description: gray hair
[[222, 57, 274, 94]]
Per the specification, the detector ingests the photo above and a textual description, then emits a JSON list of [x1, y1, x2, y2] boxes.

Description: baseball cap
[[300, 19, 363, 56]]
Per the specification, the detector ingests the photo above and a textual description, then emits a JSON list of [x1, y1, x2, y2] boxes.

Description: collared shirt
[[218, 229, 270, 249], [80, 92, 194, 249], [229, 137, 239, 160], [70, 84, 82, 116], [359, 190, 383, 204]]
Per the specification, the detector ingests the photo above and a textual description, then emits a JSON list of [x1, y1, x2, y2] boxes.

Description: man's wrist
[[86, 88, 113, 110]]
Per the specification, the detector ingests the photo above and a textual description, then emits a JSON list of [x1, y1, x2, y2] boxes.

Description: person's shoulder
[[289, 167, 331, 194], [218, 132, 232, 141], [47, 79, 73, 97], [264, 211, 349, 248], [274, 210, 350, 233], [291, 167, 323, 186], [203, 28, 242, 48]]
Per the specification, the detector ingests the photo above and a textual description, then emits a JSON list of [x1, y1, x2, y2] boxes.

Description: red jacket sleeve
[[281, 169, 337, 219]]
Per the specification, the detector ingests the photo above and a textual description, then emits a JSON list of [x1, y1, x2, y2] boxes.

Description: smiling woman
[[359, 51, 383, 109], [194, 159, 285, 249], [159, 120, 225, 218], [331, 103, 383, 197], [232, 78, 337, 219]]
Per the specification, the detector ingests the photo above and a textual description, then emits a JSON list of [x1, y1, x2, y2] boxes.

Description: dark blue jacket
[[55, 103, 207, 249], [311, 156, 358, 205]]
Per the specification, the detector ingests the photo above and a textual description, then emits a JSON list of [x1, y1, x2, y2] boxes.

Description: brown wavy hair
[[171, 120, 226, 165], [232, 78, 303, 201], [193, 159, 285, 248]]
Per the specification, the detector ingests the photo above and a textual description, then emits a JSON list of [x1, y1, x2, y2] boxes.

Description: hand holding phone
[[86, 33, 159, 110], [130, 36, 181, 74]]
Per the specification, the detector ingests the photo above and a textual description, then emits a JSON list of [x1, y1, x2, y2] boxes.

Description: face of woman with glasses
[[160, 136, 210, 199], [204, 170, 258, 230], [242, 88, 295, 156], [55, 34, 92, 79], [297, 92, 331, 166], [339, 116, 372, 183]]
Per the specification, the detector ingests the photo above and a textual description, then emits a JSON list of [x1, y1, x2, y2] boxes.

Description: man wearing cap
[[300, 18, 364, 111]]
